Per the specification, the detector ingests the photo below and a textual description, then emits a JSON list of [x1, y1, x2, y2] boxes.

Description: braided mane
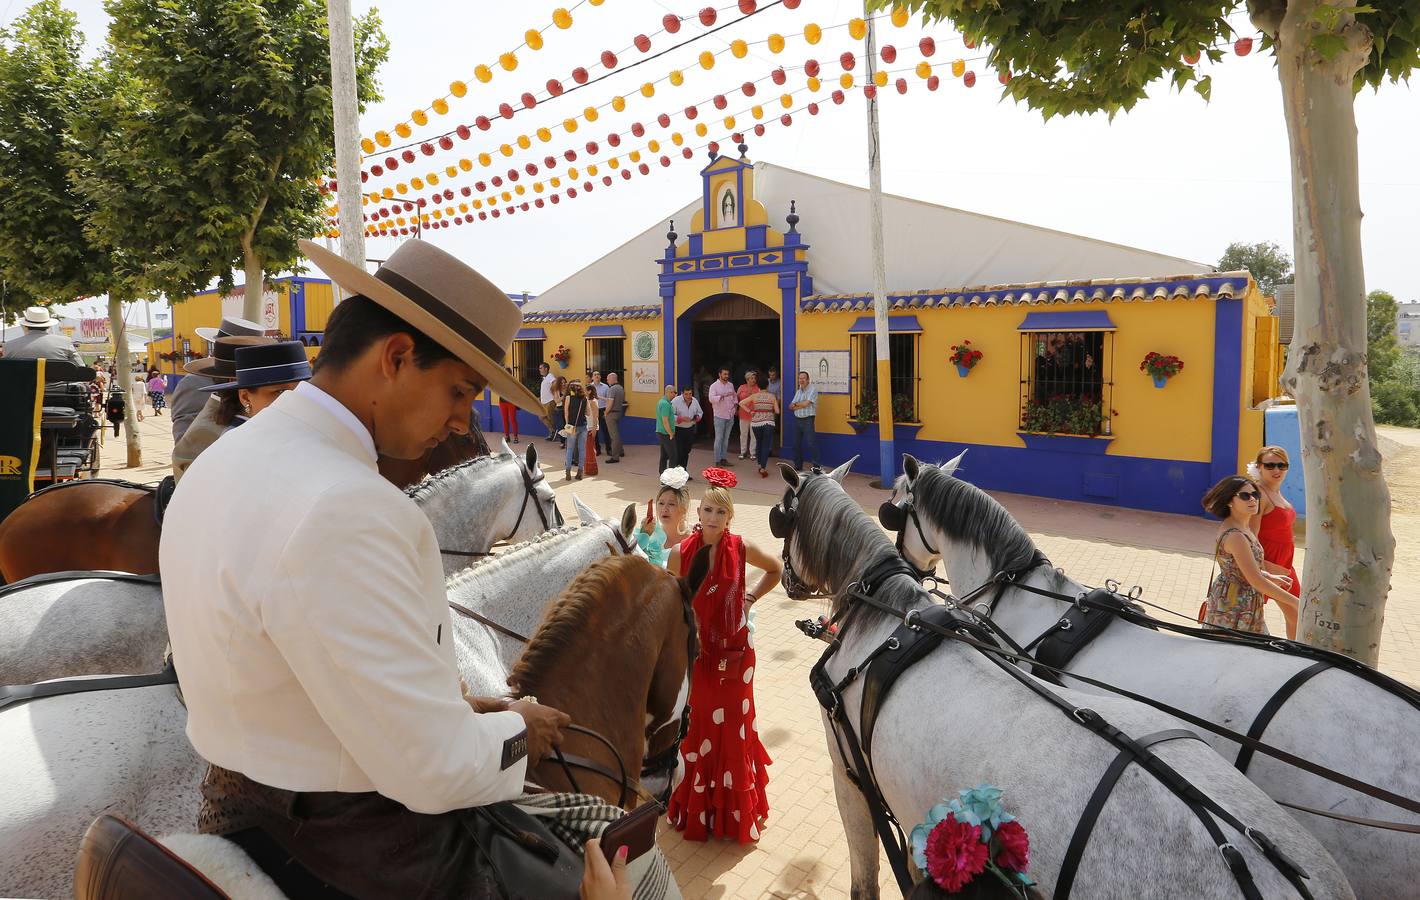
[[443, 522, 588, 588], [404, 452, 509, 502]]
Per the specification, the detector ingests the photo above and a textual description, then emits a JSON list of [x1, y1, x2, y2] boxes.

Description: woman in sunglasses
[[1200, 475, 1299, 634], [1248, 446, 1300, 639]]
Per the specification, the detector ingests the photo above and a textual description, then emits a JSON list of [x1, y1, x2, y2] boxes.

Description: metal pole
[[326, 0, 367, 270], [143, 295, 154, 373], [864, 7, 895, 487]]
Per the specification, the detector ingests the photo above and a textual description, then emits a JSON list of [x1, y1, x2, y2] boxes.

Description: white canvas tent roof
[[520, 161, 1211, 315]]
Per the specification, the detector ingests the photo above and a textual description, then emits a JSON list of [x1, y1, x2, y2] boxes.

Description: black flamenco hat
[[201, 341, 312, 392]]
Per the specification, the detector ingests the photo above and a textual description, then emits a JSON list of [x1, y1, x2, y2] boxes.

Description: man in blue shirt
[[786, 370, 820, 471]]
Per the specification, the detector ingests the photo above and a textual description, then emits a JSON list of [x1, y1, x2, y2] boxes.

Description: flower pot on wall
[[1152, 373, 1167, 389], [956, 364, 970, 378], [556, 359, 568, 369]]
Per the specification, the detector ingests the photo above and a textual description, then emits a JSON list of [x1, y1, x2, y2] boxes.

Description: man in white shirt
[[160, 239, 568, 896], [591, 369, 611, 457], [538, 361, 557, 441], [671, 385, 703, 473]]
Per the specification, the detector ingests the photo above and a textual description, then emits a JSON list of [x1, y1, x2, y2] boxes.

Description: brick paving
[[96, 416, 1420, 899]]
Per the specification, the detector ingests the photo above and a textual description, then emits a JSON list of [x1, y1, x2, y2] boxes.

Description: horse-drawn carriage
[[33, 360, 102, 486]]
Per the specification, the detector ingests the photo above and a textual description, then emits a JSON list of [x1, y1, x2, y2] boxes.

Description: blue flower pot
[[556, 359, 568, 369], [956, 364, 971, 378], [1152, 373, 1167, 389]]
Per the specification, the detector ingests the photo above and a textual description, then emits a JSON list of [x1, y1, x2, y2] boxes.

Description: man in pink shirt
[[707, 366, 738, 467], [735, 370, 759, 461]]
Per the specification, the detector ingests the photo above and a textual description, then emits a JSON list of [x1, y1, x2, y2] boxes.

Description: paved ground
[[96, 413, 1419, 899]]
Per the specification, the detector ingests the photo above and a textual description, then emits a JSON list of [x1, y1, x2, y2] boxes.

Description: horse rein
[[440, 456, 564, 558]]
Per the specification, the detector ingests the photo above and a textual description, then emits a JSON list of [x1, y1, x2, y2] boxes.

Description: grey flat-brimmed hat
[[298, 238, 542, 415], [195, 316, 265, 343], [183, 335, 275, 378]]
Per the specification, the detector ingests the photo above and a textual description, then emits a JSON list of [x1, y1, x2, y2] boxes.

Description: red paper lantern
[[568, 188, 578, 197], [607, 133, 621, 147], [581, 184, 590, 193], [662, 13, 681, 33], [443, 188, 454, 199], [461, 186, 472, 196], [401, 149, 416, 163], [438, 135, 454, 150], [479, 211, 487, 220], [535, 198, 544, 208], [831, 89, 845, 104], [634, 34, 651, 53], [771, 67, 787, 85], [547, 79, 564, 96], [475, 116, 492, 131], [498, 102, 514, 119], [454, 216, 463, 225], [896, 77, 908, 94], [456, 124, 471, 141], [713, 94, 728, 109], [507, 170, 519, 182], [370, 164, 384, 176], [807, 102, 819, 115], [551, 195, 560, 204], [521, 92, 537, 110], [927, 75, 939, 91], [805, 58, 820, 77], [783, 0, 799, 7], [742, 81, 756, 97], [492, 209, 501, 218], [564, 149, 577, 161], [586, 141, 599, 154], [998, 70, 1012, 85], [475, 180, 486, 191], [682, 147, 694, 159], [601, 50, 618, 69], [840, 51, 856, 71], [708, 140, 720, 154], [572, 67, 589, 84], [864, 84, 877, 100], [657, 112, 671, 128], [631, 122, 645, 137], [963, 71, 976, 87], [416, 198, 426, 207], [525, 162, 538, 175], [964, 37, 976, 49], [881, 44, 897, 64], [491, 175, 503, 187], [385, 156, 398, 168], [753, 123, 765, 136], [544, 156, 557, 168], [698, 7, 716, 26], [660, 155, 671, 166], [685, 105, 698, 119], [603, 175, 613, 185], [732, 132, 744, 143], [780, 113, 792, 126], [638, 162, 650, 175], [1234, 37, 1253, 56], [919, 37, 936, 57], [621, 169, 632, 180], [738, 0, 756, 12]]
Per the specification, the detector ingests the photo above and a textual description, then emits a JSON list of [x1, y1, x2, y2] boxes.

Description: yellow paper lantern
[[952, 58, 965, 77], [723, 115, 736, 129], [730, 39, 748, 59], [445, 165, 458, 177], [458, 203, 468, 213], [804, 23, 822, 44], [563, 118, 578, 133], [533, 183, 544, 194], [840, 73, 855, 89], [640, 82, 655, 98], [751, 105, 764, 120], [671, 131, 684, 145], [608, 157, 619, 169], [500, 143, 513, 157], [584, 165, 595, 176], [516, 134, 531, 149], [360, 137, 375, 154], [428, 173, 440, 185], [699, 50, 715, 70], [916, 61, 932, 79], [412, 109, 428, 126], [411, 177, 425, 190], [375, 130, 391, 147], [395, 183, 407, 195], [780, 93, 793, 109], [848, 17, 866, 40], [536, 127, 552, 143], [767, 33, 784, 53], [611, 96, 626, 112], [432, 98, 449, 115], [807, 76, 821, 91], [459, 158, 473, 171], [695, 122, 708, 137], [874, 70, 888, 87], [501, 191, 511, 202], [669, 69, 684, 86], [395, 122, 412, 138], [550, 177, 562, 187], [552, 8, 572, 29], [525, 29, 544, 51], [474, 64, 492, 84], [515, 184, 525, 196], [473, 199, 483, 209], [432, 210, 442, 220], [584, 106, 599, 123], [396, 216, 406, 225], [648, 139, 660, 152], [629, 150, 641, 163], [450, 80, 467, 97], [499, 52, 518, 72], [891, 5, 909, 27], [588, 0, 601, 6], [478, 152, 492, 166]]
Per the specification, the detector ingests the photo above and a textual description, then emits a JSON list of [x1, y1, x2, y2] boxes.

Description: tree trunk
[[241, 236, 264, 325], [1270, 0, 1393, 665], [108, 294, 142, 467]]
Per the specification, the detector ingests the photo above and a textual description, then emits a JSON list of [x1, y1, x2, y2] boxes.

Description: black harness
[[440, 456, 565, 559], [0, 663, 179, 713]]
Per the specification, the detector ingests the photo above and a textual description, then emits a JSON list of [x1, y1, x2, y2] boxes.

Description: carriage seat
[[74, 814, 287, 900]]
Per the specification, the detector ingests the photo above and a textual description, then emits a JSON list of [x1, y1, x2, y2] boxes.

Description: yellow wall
[[302, 280, 338, 332], [524, 319, 663, 408], [1238, 285, 1279, 472], [796, 299, 1220, 463]]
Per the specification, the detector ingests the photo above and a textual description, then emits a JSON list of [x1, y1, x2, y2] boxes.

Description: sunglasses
[[1259, 461, 1289, 470], [1235, 491, 1260, 502]]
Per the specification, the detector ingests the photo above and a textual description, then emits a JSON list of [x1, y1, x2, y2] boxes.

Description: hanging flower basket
[[949, 340, 983, 378], [552, 344, 571, 368], [1140, 352, 1183, 388]]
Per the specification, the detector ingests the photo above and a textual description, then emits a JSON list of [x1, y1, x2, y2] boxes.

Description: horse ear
[[524, 442, 538, 470], [683, 545, 713, 597], [903, 454, 920, 484], [828, 455, 857, 483], [573, 495, 600, 525], [498, 438, 514, 458], [940, 449, 967, 477], [619, 503, 637, 539], [777, 462, 799, 490]]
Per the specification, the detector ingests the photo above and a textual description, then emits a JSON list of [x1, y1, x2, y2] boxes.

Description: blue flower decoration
[[958, 784, 1014, 832], [909, 801, 956, 870]]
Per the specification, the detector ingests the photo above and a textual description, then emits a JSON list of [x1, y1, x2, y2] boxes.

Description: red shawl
[[679, 528, 747, 659]]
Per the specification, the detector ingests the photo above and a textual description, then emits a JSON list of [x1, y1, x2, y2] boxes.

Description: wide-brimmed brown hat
[[183, 335, 275, 378], [298, 238, 542, 415]]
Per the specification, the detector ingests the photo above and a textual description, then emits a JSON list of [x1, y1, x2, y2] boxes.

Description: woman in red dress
[[667, 467, 782, 843], [1249, 445, 1300, 639]]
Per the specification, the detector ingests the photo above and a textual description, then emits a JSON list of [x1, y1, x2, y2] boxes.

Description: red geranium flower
[[701, 467, 737, 489], [925, 814, 988, 892], [994, 820, 1030, 873]]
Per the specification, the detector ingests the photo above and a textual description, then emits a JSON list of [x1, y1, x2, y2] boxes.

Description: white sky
[[12, 0, 1419, 323]]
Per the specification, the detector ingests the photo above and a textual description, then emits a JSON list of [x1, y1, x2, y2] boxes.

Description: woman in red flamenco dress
[[1249, 446, 1300, 640], [667, 467, 783, 843]]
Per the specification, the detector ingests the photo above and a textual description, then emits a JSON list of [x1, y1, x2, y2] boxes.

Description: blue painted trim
[[662, 288, 676, 390], [583, 325, 625, 338], [660, 260, 808, 282], [1210, 298, 1244, 486], [1017, 311, 1116, 332], [1017, 433, 1115, 455], [688, 234, 702, 256], [800, 274, 1244, 313], [514, 327, 547, 340], [289, 281, 306, 335], [847, 315, 922, 334], [780, 270, 798, 450], [746, 225, 767, 250]]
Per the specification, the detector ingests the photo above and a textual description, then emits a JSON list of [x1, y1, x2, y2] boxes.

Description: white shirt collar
[[295, 381, 378, 463]]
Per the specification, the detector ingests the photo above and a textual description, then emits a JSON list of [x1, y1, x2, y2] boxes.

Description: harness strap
[[0, 664, 178, 712], [1235, 661, 1330, 775], [1056, 729, 1199, 899], [448, 600, 532, 644]]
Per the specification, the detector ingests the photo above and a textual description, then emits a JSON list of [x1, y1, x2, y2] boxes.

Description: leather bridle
[[769, 475, 835, 602], [877, 489, 941, 578], [440, 456, 564, 559]]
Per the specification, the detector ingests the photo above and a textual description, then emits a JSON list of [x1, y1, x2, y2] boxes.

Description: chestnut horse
[[0, 423, 489, 584]]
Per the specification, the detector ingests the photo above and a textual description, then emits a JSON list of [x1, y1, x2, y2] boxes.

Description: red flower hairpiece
[[701, 467, 737, 489]]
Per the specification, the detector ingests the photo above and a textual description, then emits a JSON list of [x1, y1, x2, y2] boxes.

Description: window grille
[[511, 340, 544, 395], [849, 332, 920, 422], [584, 338, 626, 387], [1018, 331, 1114, 436]]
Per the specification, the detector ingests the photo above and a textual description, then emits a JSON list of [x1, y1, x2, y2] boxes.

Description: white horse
[[0, 443, 562, 685], [887, 453, 1420, 899], [777, 463, 1353, 900], [0, 501, 640, 899]]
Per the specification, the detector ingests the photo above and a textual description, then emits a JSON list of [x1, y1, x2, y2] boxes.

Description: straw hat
[[21, 306, 53, 328], [298, 239, 542, 414]]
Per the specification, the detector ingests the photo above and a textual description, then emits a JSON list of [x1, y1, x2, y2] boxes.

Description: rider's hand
[[511, 700, 571, 763], [580, 838, 631, 900]]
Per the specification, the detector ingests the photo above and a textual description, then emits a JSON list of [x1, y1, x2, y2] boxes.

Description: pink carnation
[[994, 820, 1030, 873], [925, 814, 988, 892]]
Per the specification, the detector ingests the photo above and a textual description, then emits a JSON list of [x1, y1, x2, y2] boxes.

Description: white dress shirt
[[160, 385, 527, 813], [539, 372, 556, 404]]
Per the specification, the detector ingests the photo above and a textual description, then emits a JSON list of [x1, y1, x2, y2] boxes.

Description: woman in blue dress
[[636, 467, 692, 567]]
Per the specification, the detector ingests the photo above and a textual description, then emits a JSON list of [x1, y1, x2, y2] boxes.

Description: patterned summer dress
[[1204, 526, 1268, 634]]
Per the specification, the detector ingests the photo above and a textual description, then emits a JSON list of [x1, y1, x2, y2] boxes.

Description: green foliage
[[874, 1, 1418, 116], [71, 0, 388, 302], [1367, 289, 1418, 425], [849, 393, 917, 424], [0, 1, 111, 304], [1021, 396, 1107, 436], [1217, 240, 1294, 295]]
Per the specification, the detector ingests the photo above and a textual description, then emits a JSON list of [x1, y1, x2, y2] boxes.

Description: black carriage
[[31, 361, 102, 486]]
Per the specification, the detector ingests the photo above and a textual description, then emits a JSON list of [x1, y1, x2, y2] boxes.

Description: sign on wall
[[799, 350, 850, 394], [631, 330, 658, 362], [631, 362, 659, 394], [220, 289, 280, 332], [78, 318, 111, 344]]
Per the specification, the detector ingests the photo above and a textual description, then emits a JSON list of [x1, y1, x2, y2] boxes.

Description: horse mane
[[908, 463, 1039, 574], [443, 522, 588, 589], [507, 555, 655, 695], [404, 452, 509, 501], [797, 475, 899, 598]]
